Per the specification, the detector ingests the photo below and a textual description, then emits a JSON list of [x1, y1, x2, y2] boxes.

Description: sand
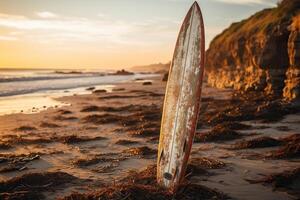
[[0, 75, 299, 200]]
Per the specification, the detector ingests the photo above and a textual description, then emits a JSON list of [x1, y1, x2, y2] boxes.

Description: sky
[[0, 0, 278, 69]]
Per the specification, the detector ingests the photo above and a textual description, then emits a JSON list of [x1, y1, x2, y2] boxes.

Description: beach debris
[[73, 152, 125, 167], [115, 139, 139, 146], [189, 157, 226, 169], [195, 125, 242, 142], [240, 134, 300, 159], [0, 142, 12, 150], [0, 154, 40, 173], [216, 121, 252, 130], [80, 105, 100, 112], [14, 126, 37, 132], [129, 90, 164, 97], [0, 171, 80, 199], [59, 135, 106, 144], [81, 104, 157, 113], [82, 105, 161, 129], [93, 89, 107, 94], [21, 154, 40, 162], [276, 126, 291, 131], [82, 114, 124, 124], [53, 115, 77, 121], [198, 91, 300, 127], [4, 136, 52, 145], [122, 146, 156, 157], [246, 167, 300, 195], [57, 109, 73, 115], [0, 190, 44, 200], [112, 88, 125, 91], [129, 127, 160, 137], [99, 94, 146, 99], [91, 162, 119, 173], [60, 165, 229, 200], [230, 137, 282, 149], [40, 122, 61, 128], [265, 140, 300, 159], [142, 81, 152, 85], [281, 134, 300, 143], [73, 146, 156, 168]]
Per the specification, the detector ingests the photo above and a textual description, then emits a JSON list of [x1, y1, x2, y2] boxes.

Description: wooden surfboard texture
[[157, 1, 205, 191]]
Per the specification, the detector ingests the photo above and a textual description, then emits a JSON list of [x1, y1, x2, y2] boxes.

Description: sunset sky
[[0, 0, 277, 69]]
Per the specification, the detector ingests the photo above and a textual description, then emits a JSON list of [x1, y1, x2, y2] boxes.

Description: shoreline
[[0, 74, 159, 116], [0, 75, 299, 200]]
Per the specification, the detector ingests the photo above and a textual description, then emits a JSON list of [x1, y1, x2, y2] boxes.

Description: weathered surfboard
[[157, 1, 205, 192]]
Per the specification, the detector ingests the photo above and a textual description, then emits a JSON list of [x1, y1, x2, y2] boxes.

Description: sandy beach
[[0, 74, 299, 200], [0, 0, 299, 199]]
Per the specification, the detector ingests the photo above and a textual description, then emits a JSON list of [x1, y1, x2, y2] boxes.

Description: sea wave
[[0, 73, 158, 97], [0, 73, 104, 83]]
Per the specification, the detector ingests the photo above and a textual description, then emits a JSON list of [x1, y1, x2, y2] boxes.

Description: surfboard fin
[[163, 172, 173, 180], [158, 149, 164, 163]]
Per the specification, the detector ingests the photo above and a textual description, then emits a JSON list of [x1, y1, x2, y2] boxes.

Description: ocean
[[0, 69, 158, 115]]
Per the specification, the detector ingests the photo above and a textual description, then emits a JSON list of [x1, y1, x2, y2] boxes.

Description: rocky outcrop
[[205, 0, 300, 101], [110, 69, 134, 75]]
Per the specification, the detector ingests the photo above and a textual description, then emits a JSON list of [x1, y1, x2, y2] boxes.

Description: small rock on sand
[[93, 89, 107, 94]]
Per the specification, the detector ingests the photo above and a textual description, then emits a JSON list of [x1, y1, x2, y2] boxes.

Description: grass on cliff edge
[[210, 0, 300, 46]]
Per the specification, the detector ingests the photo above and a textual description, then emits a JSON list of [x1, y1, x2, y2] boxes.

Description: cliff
[[205, 0, 300, 101]]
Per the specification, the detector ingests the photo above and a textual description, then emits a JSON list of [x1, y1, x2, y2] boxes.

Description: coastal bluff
[[205, 0, 300, 101]]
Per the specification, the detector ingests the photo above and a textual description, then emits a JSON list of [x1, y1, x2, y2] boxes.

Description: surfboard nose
[[192, 1, 198, 7], [191, 1, 200, 11]]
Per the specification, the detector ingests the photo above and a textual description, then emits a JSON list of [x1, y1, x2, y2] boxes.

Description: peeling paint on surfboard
[[157, 1, 205, 192]]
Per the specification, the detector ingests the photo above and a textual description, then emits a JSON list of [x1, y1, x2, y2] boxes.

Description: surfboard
[[157, 1, 205, 192]]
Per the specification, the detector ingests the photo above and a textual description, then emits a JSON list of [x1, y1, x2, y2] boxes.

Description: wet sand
[[0, 75, 299, 200]]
